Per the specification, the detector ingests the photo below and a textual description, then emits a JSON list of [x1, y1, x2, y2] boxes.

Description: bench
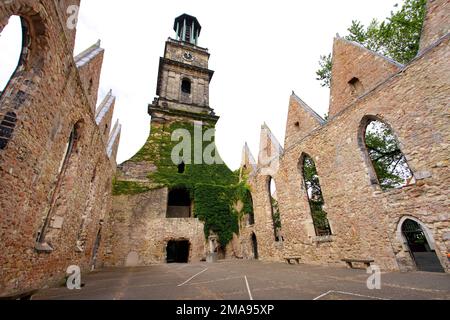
[[284, 256, 301, 265], [342, 258, 374, 269]]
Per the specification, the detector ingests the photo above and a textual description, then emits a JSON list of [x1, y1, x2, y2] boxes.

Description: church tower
[[109, 15, 241, 266], [149, 14, 218, 123]]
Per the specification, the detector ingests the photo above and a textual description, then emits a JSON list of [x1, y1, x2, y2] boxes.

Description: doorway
[[166, 240, 190, 263], [251, 233, 259, 260], [401, 219, 444, 273]]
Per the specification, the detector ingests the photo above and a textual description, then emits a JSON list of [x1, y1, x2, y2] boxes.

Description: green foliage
[[194, 184, 239, 246], [316, 0, 427, 88], [115, 120, 249, 246], [271, 198, 282, 230], [365, 120, 412, 190], [310, 202, 331, 234], [316, 54, 332, 88], [112, 179, 151, 196], [302, 155, 331, 236]]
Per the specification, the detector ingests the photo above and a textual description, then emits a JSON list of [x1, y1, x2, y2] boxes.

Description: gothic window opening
[[361, 118, 413, 190], [0, 15, 24, 94], [301, 154, 332, 236], [247, 191, 255, 226], [36, 121, 83, 250], [181, 78, 191, 94], [167, 188, 192, 218], [268, 178, 283, 242], [0, 112, 17, 150]]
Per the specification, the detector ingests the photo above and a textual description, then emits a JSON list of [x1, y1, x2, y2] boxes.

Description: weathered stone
[[0, 0, 120, 298]]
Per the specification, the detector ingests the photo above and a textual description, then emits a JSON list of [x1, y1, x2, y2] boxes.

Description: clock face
[[183, 51, 194, 61]]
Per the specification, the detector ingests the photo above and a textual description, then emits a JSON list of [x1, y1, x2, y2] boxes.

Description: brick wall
[[0, 0, 118, 297]]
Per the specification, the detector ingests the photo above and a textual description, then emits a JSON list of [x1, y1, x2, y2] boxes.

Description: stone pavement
[[33, 260, 450, 300]]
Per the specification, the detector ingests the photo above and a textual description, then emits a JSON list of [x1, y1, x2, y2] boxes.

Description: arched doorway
[[166, 240, 190, 263], [251, 233, 258, 260], [401, 218, 444, 273]]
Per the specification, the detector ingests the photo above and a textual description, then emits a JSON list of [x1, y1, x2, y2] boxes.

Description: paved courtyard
[[33, 260, 450, 300]]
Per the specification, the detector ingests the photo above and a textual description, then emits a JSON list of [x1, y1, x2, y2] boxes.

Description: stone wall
[[241, 2, 449, 272], [105, 188, 206, 266], [0, 0, 119, 297]]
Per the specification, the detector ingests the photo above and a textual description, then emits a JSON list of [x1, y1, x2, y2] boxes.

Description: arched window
[[247, 191, 255, 226], [181, 78, 191, 94], [241, 190, 255, 227], [268, 177, 283, 242], [36, 121, 83, 251], [0, 15, 23, 93], [0, 16, 25, 151], [0, 112, 17, 150], [361, 117, 413, 190], [167, 188, 191, 218], [301, 154, 332, 236]]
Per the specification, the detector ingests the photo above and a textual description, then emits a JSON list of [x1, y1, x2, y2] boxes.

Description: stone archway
[[166, 240, 190, 263], [397, 217, 444, 273]]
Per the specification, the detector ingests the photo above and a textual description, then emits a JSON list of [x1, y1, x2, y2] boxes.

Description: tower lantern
[[174, 14, 202, 45]]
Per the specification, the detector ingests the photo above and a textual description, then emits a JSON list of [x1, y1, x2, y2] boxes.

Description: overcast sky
[[0, 0, 402, 170]]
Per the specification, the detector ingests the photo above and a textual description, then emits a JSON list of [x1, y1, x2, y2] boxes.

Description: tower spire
[[174, 14, 202, 45]]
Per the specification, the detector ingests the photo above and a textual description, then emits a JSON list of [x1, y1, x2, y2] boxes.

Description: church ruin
[[0, 0, 448, 298]]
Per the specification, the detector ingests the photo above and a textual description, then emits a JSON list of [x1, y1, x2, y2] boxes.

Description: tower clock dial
[[183, 51, 194, 61]]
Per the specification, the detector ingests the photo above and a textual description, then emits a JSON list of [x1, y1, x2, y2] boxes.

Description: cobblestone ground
[[33, 260, 450, 300]]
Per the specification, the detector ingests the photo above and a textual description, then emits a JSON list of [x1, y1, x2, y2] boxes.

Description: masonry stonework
[[0, 0, 120, 297], [0, 0, 448, 299], [240, 1, 449, 272]]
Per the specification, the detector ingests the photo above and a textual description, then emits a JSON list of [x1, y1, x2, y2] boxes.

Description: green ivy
[[112, 179, 151, 196], [114, 120, 253, 246]]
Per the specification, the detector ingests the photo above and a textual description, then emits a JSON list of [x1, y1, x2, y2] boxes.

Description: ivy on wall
[[113, 120, 254, 246], [112, 179, 150, 196]]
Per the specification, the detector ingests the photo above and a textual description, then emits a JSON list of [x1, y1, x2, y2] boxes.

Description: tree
[[302, 155, 332, 236], [365, 120, 413, 190], [316, 0, 427, 88]]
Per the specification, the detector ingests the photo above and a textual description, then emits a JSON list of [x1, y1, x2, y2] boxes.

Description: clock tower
[[149, 14, 218, 123]]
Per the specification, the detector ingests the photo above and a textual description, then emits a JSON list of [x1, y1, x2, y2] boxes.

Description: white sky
[[0, 0, 402, 170]]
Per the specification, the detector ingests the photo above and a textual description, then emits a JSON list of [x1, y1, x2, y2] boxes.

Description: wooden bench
[[284, 256, 301, 265], [342, 258, 374, 269]]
